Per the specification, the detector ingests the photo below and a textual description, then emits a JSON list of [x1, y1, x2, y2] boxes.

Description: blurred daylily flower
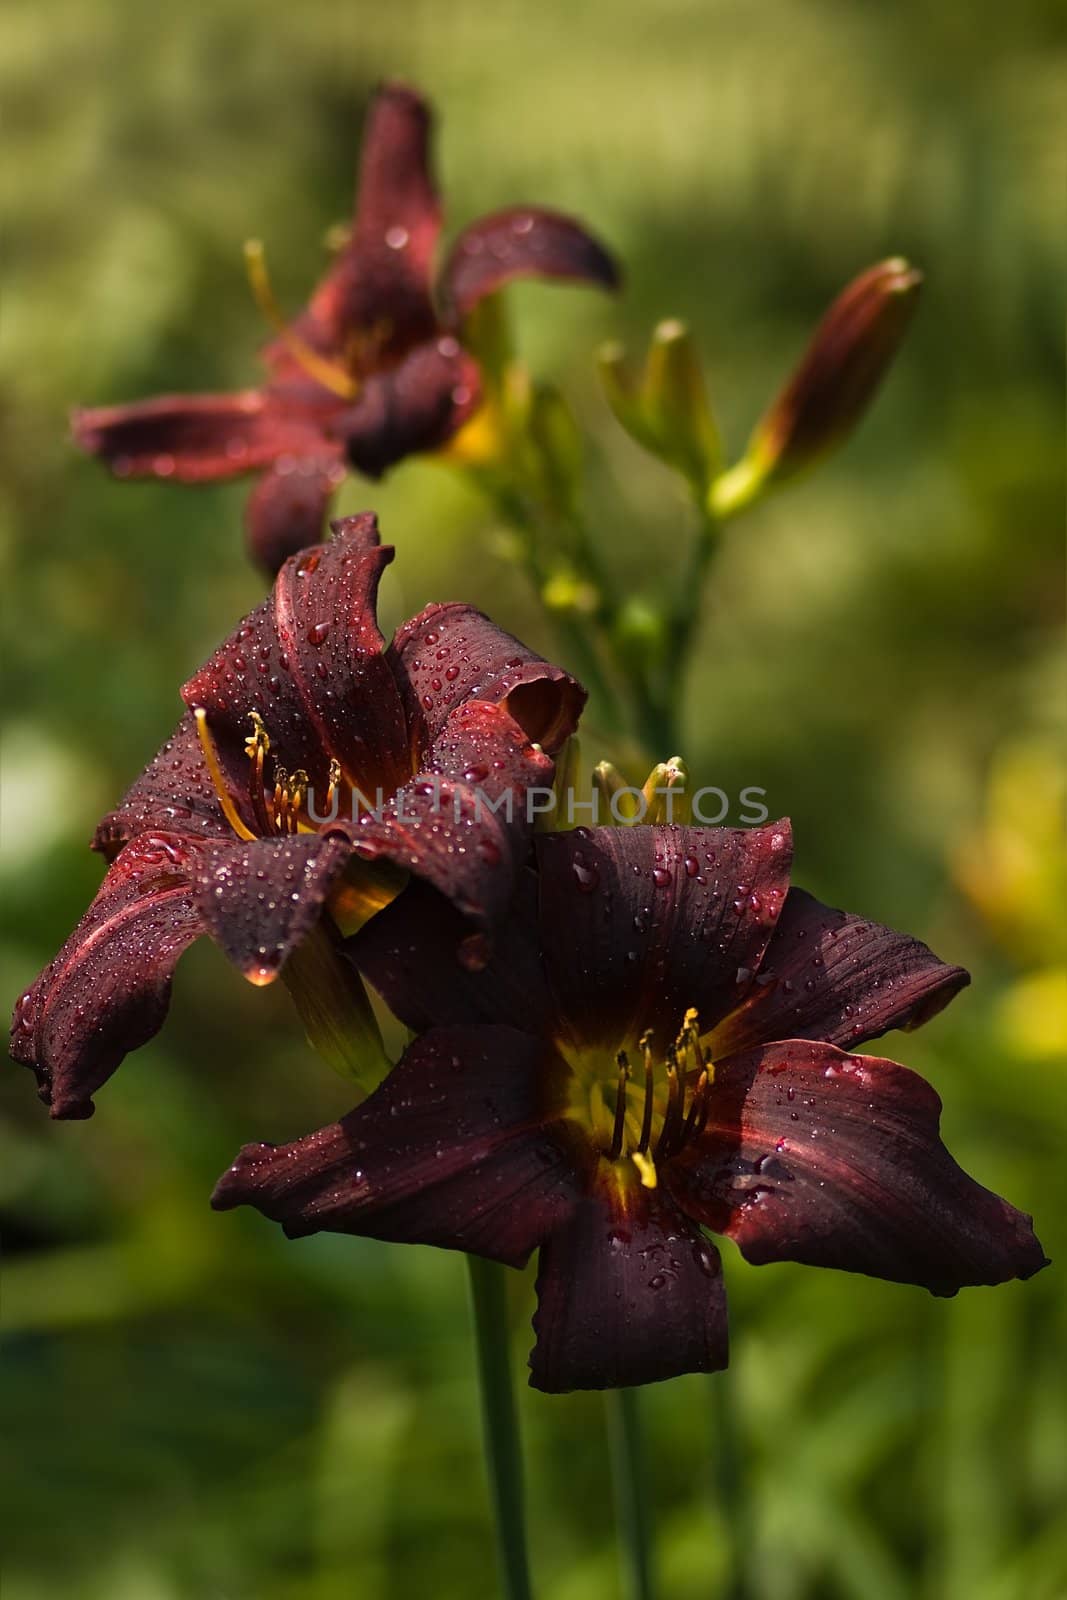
[[212, 822, 1046, 1392], [10, 515, 584, 1119], [72, 82, 619, 573]]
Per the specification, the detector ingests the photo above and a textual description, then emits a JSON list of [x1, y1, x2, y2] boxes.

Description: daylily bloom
[[71, 82, 620, 573], [10, 514, 584, 1120], [213, 822, 1047, 1392]]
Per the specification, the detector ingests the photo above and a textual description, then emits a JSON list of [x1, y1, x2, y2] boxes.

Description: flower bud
[[593, 761, 642, 824], [727, 258, 922, 505], [641, 756, 689, 824], [641, 321, 721, 489], [282, 921, 391, 1095], [598, 320, 721, 492], [527, 382, 584, 519]]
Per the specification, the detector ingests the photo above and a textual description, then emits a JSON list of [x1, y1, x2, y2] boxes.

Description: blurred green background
[[2, 0, 1065, 1595]]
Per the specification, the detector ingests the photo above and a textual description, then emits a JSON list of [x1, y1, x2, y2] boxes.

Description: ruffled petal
[[388, 598, 586, 758], [182, 514, 412, 801], [331, 338, 481, 478], [71, 390, 336, 482], [349, 701, 556, 949], [352, 872, 553, 1035], [440, 207, 620, 323], [530, 1174, 728, 1392], [710, 887, 970, 1056], [536, 823, 794, 1052], [243, 454, 346, 575], [668, 1040, 1049, 1295], [10, 833, 206, 1119], [212, 1024, 583, 1266], [192, 833, 352, 984]]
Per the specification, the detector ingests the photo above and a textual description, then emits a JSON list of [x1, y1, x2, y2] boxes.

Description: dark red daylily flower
[[72, 82, 620, 573], [10, 514, 584, 1120], [213, 822, 1047, 1392]]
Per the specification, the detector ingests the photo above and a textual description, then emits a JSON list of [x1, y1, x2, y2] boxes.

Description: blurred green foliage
[[2, 0, 1064, 1596]]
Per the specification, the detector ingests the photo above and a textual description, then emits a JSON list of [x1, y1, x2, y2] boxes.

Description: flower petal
[[243, 454, 346, 575], [10, 833, 206, 1119], [93, 711, 254, 859], [536, 823, 794, 1051], [388, 599, 587, 757], [668, 1039, 1048, 1295], [440, 207, 620, 323], [212, 1024, 582, 1266], [709, 887, 970, 1056], [192, 833, 352, 984], [297, 83, 441, 363], [182, 513, 412, 801], [350, 701, 556, 945], [530, 1175, 728, 1392], [71, 390, 336, 481], [331, 338, 482, 478], [352, 871, 552, 1035]]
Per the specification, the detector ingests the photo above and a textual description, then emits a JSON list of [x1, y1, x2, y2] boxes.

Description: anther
[[244, 711, 270, 761], [243, 239, 361, 401], [193, 708, 257, 843], [631, 1150, 657, 1189]]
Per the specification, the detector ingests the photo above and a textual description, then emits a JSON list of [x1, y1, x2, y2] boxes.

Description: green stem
[[605, 1388, 655, 1600], [466, 1255, 534, 1600], [489, 481, 628, 737], [707, 1369, 751, 1600]]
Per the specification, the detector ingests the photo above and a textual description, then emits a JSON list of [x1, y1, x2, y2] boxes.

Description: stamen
[[326, 756, 342, 812], [682, 1069, 710, 1146], [244, 710, 271, 762], [243, 239, 361, 401], [656, 1048, 685, 1159], [609, 1051, 630, 1161], [272, 765, 290, 833], [244, 711, 274, 835], [193, 708, 257, 843], [637, 1030, 655, 1154], [287, 769, 310, 832]]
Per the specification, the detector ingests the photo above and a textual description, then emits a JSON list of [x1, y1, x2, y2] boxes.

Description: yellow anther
[[244, 711, 270, 760], [631, 1150, 658, 1190], [193, 708, 257, 843], [243, 239, 361, 401]]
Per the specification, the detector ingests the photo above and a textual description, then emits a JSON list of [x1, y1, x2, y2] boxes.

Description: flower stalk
[[606, 1387, 656, 1600], [466, 1255, 535, 1600]]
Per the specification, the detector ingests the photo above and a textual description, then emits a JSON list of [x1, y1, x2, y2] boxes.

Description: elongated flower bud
[[734, 259, 922, 500], [599, 320, 721, 492]]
